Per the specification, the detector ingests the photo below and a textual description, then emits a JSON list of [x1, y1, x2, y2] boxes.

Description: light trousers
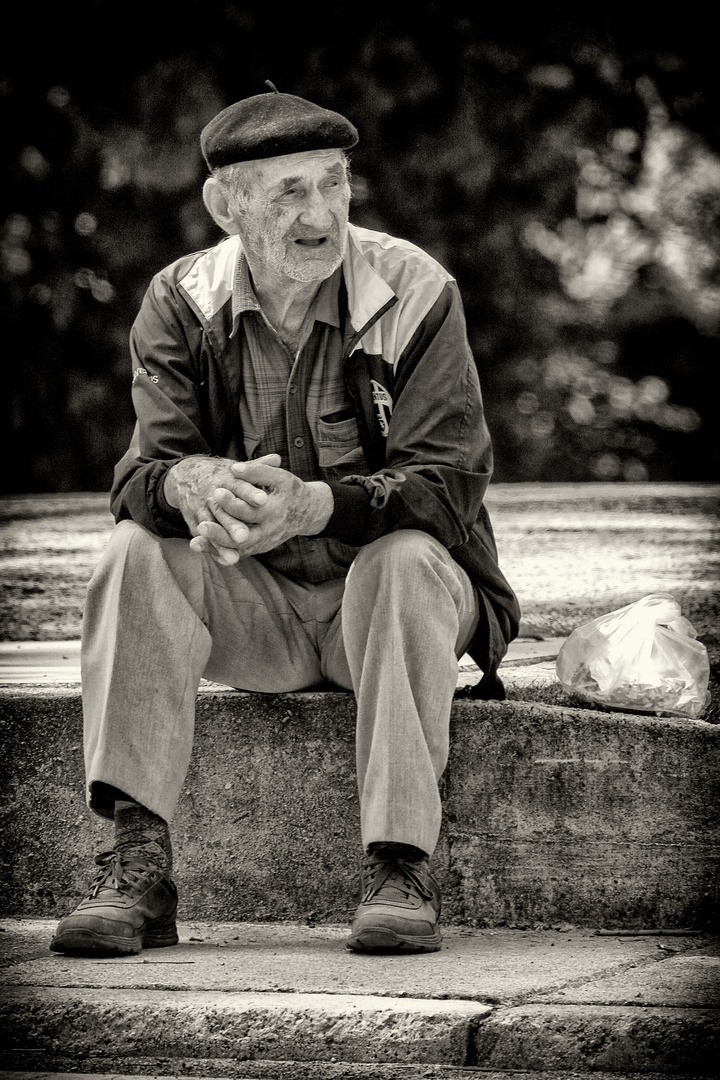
[[82, 522, 480, 856]]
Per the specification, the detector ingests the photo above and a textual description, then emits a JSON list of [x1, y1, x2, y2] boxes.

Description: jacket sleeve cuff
[[317, 479, 372, 545]]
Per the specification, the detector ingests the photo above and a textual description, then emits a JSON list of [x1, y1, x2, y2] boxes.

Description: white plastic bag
[[555, 593, 710, 719]]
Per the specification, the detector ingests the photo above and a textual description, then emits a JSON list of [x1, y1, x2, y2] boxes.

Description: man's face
[[233, 149, 351, 287]]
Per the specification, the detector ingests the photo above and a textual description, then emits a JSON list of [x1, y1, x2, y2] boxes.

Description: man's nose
[[298, 188, 334, 230]]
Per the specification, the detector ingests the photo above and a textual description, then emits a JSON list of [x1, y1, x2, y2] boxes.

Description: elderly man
[[51, 87, 519, 957]]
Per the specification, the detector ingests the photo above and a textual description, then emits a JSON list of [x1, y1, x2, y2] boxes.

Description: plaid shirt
[[232, 254, 362, 582]]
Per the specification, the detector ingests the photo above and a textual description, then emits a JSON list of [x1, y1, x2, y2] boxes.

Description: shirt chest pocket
[[316, 412, 370, 477]]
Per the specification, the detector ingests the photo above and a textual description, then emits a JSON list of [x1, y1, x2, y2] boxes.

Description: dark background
[[2, 1, 719, 494]]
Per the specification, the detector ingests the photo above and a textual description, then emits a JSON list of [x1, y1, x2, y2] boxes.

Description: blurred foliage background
[[2, 1, 719, 493]]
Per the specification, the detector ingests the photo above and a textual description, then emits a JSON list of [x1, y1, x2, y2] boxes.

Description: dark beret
[[201, 90, 359, 170]]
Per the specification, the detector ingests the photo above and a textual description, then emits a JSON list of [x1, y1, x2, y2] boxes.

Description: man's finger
[[208, 546, 240, 565], [231, 460, 286, 489], [214, 483, 268, 512], [212, 492, 263, 526], [192, 505, 215, 534], [249, 453, 282, 468], [212, 503, 269, 543], [197, 516, 250, 547], [189, 534, 240, 564]]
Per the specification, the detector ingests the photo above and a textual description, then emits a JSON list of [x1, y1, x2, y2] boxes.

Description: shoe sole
[[50, 922, 178, 956], [345, 927, 442, 953]]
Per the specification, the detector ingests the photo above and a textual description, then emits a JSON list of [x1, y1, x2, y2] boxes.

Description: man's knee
[[92, 521, 188, 577], [88, 521, 152, 594], [344, 531, 460, 617], [97, 519, 158, 562], [87, 521, 197, 615], [350, 529, 442, 579], [345, 529, 477, 639]]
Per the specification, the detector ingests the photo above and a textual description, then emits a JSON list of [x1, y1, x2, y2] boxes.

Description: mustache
[[288, 220, 344, 241]]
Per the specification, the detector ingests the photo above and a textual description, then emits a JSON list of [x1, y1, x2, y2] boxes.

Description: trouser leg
[[82, 521, 211, 823], [82, 521, 346, 823], [341, 529, 480, 858]]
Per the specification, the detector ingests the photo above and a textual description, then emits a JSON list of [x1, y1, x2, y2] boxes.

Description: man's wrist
[[163, 465, 181, 509], [163, 455, 217, 510], [302, 481, 334, 535]]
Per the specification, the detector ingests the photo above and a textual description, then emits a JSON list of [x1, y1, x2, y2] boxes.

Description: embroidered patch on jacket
[[371, 379, 393, 437]]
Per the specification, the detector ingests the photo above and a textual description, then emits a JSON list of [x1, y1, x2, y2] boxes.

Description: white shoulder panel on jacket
[[178, 235, 241, 323], [344, 224, 454, 366]]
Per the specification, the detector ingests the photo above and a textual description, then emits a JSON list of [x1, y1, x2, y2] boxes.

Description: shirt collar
[[232, 251, 342, 329]]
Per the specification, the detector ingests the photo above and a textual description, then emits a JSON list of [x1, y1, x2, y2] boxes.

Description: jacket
[[111, 223, 521, 690]]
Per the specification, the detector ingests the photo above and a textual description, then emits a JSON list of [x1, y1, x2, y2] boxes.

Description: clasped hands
[[164, 454, 334, 565]]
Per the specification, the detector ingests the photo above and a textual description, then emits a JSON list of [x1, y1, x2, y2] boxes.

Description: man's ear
[[202, 177, 239, 234]]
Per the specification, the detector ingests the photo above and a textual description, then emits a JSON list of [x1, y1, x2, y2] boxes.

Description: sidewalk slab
[[535, 951, 720, 1008], [1, 920, 718, 1074], [1, 921, 710, 1002]]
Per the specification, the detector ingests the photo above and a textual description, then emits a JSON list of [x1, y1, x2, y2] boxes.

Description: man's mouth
[[294, 237, 327, 247]]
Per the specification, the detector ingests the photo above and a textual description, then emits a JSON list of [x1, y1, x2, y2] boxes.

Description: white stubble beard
[[280, 223, 348, 283]]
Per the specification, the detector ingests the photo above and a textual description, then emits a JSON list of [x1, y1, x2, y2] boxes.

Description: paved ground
[[1, 919, 718, 1075]]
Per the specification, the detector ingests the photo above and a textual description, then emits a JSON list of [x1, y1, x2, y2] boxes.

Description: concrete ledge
[[2, 1072, 711, 1080], [0, 1067, 716, 1080], [0, 986, 490, 1066], [473, 1003, 719, 1073], [1, 687, 718, 928], [5, 989, 715, 1071]]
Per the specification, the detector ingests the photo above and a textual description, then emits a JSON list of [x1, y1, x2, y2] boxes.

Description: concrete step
[[1, 919, 718, 1075], [1, 683, 718, 929]]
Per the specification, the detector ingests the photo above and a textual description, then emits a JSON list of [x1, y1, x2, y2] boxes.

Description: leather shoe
[[346, 846, 441, 952], [50, 850, 178, 955]]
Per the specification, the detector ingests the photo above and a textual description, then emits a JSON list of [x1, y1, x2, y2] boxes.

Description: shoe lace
[[87, 850, 158, 898], [362, 855, 434, 904]]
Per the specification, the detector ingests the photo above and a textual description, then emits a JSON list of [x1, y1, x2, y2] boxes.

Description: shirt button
[[293, 436, 304, 448], [307, 541, 317, 551], [289, 383, 298, 394]]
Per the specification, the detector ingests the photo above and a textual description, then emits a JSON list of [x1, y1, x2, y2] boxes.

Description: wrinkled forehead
[[248, 148, 348, 192]]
